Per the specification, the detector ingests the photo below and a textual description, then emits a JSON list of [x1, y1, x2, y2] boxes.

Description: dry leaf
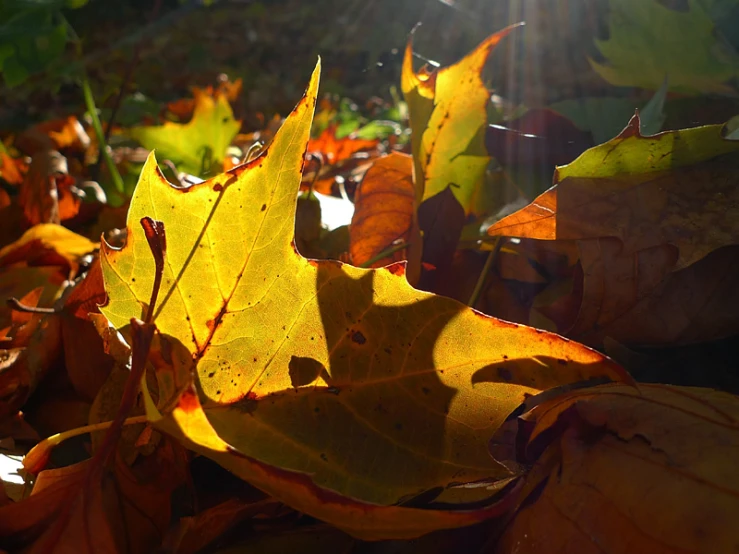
[[349, 152, 421, 277], [491, 383, 739, 553]]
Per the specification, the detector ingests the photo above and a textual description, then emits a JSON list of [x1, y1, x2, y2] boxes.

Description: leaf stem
[[468, 236, 503, 308], [81, 76, 125, 195], [359, 240, 409, 268]]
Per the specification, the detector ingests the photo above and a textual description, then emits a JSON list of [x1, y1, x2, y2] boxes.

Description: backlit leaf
[[590, 0, 739, 94], [349, 152, 420, 273], [130, 88, 241, 177], [401, 24, 521, 214], [101, 60, 630, 539], [488, 114, 739, 271]]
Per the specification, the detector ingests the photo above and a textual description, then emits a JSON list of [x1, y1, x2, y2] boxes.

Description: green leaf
[[129, 90, 241, 177], [590, 0, 739, 94]]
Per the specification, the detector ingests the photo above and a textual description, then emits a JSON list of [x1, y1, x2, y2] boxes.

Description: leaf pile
[[1, 3, 739, 552]]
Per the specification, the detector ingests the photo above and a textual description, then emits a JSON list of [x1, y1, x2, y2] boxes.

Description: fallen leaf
[[349, 152, 420, 275], [307, 123, 379, 166], [488, 114, 739, 270], [101, 61, 631, 539], [491, 383, 739, 553], [166, 78, 243, 121], [487, 115, 739, 345], [0, 266, 66, 331], [18, 150, 80, 226], [163, 497, 285, 554], [590, 0, 739, 95], [61, 259, 113, 401], [569, 243, 739, 346], [303, 124, 380, 195], [16, 116, 91, 155], [0, 288, 62, 432], [0, 223, 98, 279], [0, 153, 26, 186], [130, 87, 241, 177], [402, 23, 521, 214], [0, 438, 187, 553], [416, 186, 466, 292]]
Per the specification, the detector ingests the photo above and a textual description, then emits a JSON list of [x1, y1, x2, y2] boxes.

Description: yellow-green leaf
[[101, 60, 630, 539], [590, 0, 739, 95], [129, 89, 241, 177], [401, 24, 521, 214]]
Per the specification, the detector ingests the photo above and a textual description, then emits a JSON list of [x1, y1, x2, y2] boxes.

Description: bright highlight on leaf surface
[[488, 114, 739, 271], [401, 23, 522, 214], [130, 87, 241, 177], [101, 60, 631, 539]]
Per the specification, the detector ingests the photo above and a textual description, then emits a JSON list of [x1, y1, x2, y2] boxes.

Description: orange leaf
[[19, 150, 80, 226], [349, 152, 420, 273], [0, 440, 187, 553], [0, 153, 26, 186], [307, 124, 378, 166]]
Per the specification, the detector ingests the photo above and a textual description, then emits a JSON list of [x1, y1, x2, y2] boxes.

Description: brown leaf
[[570, 244, 739, 346], [0, 288, 62, 425], [492, 383, 739, 553], [349, 152, 420, 276], [0, 439, 188, 554], [18, 150, 80, 226], [16, 117, 91, 156], [416, 186, 466, 292], [488, 119, 739, 272], [163, 497, 285, 554], [61, 260, 113, 401]]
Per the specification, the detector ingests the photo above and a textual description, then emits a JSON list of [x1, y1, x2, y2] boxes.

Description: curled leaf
[[492, 383, 739, 553]]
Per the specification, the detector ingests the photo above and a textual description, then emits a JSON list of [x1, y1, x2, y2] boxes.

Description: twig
[[468, 236, 503, 308], [6, 298, 59, 315], [359, 240, 409, 268]]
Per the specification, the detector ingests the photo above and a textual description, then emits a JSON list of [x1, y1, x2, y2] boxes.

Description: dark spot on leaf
[[503, 355, 509, 359], [421, 386, 430, 395], [213, 184, 223, 192], [384, 347, 391, 355], [261, 204, 267, 211], [499, 368, 513, 382], [208, 372, 215, 378], [351, 330, 366, 345]]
